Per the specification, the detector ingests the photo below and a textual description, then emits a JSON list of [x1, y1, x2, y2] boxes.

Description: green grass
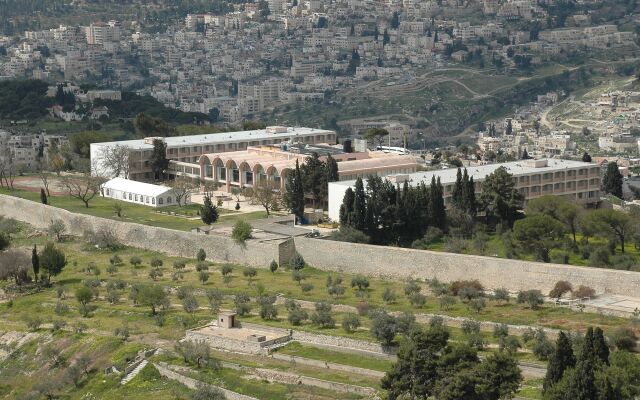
[[276, 341, 392, 372], [0, 185, 268, 231]]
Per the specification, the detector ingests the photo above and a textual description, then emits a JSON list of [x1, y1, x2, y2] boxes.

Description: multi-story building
[[85, 21, 121, 45], [168, 143, 419, 193], [328, 159, 602, 221], [90, 126, 336, 181]]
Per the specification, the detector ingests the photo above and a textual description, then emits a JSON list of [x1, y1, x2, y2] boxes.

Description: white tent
[[101, 177, 184, 208]]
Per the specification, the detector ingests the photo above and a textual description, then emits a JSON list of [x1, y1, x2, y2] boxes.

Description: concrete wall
[[2, 194, 640, 297]]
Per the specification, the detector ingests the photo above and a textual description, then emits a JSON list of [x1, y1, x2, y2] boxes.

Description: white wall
[[327, 182, 350, 221]]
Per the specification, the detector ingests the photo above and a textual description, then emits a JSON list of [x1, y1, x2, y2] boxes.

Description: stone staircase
[[120, 359, 148, 385]]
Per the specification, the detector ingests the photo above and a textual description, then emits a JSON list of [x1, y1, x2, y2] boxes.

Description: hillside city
[[1, 1, 640, 400]]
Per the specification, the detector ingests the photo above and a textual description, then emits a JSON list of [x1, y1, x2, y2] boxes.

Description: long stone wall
[[0, 194, 279, 267], [295, 237, 640, 296], [2, 194, 640, 297]]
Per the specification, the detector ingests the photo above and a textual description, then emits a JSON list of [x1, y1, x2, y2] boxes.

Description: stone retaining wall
[[3, 194, 640, 297]]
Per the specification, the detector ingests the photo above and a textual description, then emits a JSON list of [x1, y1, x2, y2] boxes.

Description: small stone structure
[[185, 314, 291, 355]]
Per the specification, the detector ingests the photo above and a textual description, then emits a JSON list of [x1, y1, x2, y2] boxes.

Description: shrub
[[106, 264, 117, 275], [129, 256, 142, 267], [289, 252, 305, 270], [461, 319, 481, 336], [327, 284, 345, 297], [459, 286, 482, 302], [341, 313, 361, 333], [301, 283, 314, 293], [610, 326, 638, 351], [450, 280, 484, 296], [382, 287, 397, 304], [522, 327, 536, 343], [517, 290, 544, 309], [396, 311, 416, 334], [350, 275, 370, 291], [260, 303, 278, 320], [467, 333, 485, 350], [573, 285, 596, 299], [549, 281, 573, 299], [589, 247, 610, 267], [500, 336, 521, 354], [329, 226, 371, 243], [234, 293, 251, 316], [404, 281, 421, 296], [176, 286, 193, 300], [243, 267, 257, 283], [221, 265, 233, 276], [55, 302, 69, 315], [291, 270, 305, 285], [148, 268, 163, 281], [232, 220, 253, 244], [52, 319, 67, 332], [106, 289, 120, 304], [439, 295, 457, 310], [468, 297, 486, 313], [493, 323, 509, 339], [311, 302, 334, 328], [409, 292, 426, 307], [150, 257, 163, 268], [196, 249, 206, 262], [493, 288, 510, 303], [269, 260, 278, 273], [196, 262, 209, 272], [109, 254, 122, 266], [192, 383, 226, 400], [532, 331, 554, 361], [370, 310, 397, 346], [173, 260, 187, 270], [288, 307, 308, 326]]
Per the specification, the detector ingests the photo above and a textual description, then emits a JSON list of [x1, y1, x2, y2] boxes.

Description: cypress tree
[[592, 327, 609, 365], [465, 173, 477, 216], [521, 149, 530, 159], [565, 358, 598, 400], [339, 187, 355, 226], [200, 195, 219, 225], [452, 168, 464, 209], [430, 177, 446, 230], [326, 154, 339, 183], [543, 331, 576, 393], [40, 188, 48, 205], [32, 245, 39, 283], [288, 159, 305, 221], [353, 177, 367, 231], [602, 162, 623, 198]]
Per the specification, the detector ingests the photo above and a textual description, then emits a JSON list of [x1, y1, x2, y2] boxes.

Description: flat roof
[[330, 159, 598, 187], [91, 127, 334, 150], [102, 177, 172, 196]]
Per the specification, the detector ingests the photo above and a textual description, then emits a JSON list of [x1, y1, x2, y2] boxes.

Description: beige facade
[[90, 127, 336, 180]]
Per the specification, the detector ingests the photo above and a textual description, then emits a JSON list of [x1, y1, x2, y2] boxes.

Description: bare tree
[[251, 180, 282, 216], [61, 174, 105, 208], [99, 144, 130, 178], [168, 174, 197, 206], [38, 159, 51, 196], [0, 249, 31, 285], [200, 179, 221, 199]]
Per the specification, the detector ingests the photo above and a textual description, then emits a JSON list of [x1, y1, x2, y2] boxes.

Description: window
[[106, 189, 110, 196], [129, 193, 132, 200], [159, 198, 164, 205], [167, 197, 172, 204], [152, 198, 155, 205], [135, 195, 138, 202], [146, 197, 150, 204], [123, 192, 126, 199]]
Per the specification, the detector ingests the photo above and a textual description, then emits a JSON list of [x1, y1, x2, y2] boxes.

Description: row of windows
[[104, 189, 173, 205]]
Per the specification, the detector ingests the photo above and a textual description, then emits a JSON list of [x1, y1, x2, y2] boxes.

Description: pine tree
[[582, 152, 592, 163], [602, 162, 623, 199], [339, 187, 355, 226], [32, 245, 39, 283], [200, 195, 219, 225], [353, 177, 367, 231], [40, 188, 48, 205], [522, 149, 530, 160], [452, 168, 464, 209], [543, 331, 575, 393]]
